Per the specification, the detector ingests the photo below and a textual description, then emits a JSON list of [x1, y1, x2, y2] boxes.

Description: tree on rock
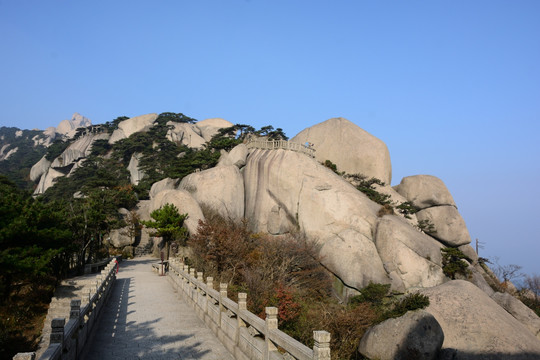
[[141, 203, 188, 259]]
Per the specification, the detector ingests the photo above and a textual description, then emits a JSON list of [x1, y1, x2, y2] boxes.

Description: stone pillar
[[197, 271, 203, 282], [219, 283, 227, 327], [313, 331, 331, 360], [206, 277, 214, 290], [265, 307, 278, 359], [236, 293, 248, 345], [50, 318, 65, 344], [70, 299, 81, 320]]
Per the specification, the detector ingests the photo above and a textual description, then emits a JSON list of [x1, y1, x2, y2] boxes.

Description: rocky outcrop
[[291, 117, 392, 184], [149, 178, 179, 199], [420, 280, 540, 359], [127, 153, 145, 185], [166, 122, 206, 148], [195, 118, 234, 142], [394, 175, 456, 208], [394, 175, 471, 247], [50, 133, 108, 168], [244, 148, 390, 290], [0, 145, 17, 160], [148, 189, 204, 235], [217, 144, 248, 168], [30, 156, 52, 182], [416, 206, 471, 246], [108, 228, 135, 248], [358, 310, 444, 360], [179, 165, 244, 221], [491, 292, 540, 339], [34, 168, 64, 195], [56, 113, 92, 137], [375, 215, 446, 291], [109, 113, 158, 144]]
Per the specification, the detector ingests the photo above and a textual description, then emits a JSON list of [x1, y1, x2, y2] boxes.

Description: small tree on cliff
[[141, 203, 188, 259]]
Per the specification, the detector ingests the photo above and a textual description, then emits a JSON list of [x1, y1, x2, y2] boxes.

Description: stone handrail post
[[265, 307, 279, 359], [313, 331, 331, 360]]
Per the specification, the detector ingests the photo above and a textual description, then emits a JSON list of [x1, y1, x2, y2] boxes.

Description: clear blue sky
[[1, 1, 539, 276]]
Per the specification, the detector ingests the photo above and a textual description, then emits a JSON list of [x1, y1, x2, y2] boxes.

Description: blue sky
[[1, 1, 539, 276]]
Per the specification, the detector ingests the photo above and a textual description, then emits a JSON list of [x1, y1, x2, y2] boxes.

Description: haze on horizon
[[0, 1, 539, 276]]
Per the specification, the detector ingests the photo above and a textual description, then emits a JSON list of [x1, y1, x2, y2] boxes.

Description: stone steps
[[35, 273, 100, 358]]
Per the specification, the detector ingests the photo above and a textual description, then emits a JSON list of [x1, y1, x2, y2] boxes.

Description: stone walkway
[[82, 257, 235, 360]]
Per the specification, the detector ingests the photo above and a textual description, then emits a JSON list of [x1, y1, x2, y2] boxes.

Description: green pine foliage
[[441, 247, 471, 279]]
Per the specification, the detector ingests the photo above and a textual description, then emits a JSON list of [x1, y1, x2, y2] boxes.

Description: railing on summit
[[246, 139, 316, 158]]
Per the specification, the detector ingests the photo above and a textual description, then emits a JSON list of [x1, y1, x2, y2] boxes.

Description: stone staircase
[[135, 236, 154, 257], [35, 274, 99, 358]]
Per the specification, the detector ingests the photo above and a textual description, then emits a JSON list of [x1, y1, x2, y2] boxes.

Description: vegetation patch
[[441, 247, 471, 279]]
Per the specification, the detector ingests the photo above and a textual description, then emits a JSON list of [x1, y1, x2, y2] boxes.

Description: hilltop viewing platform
[[246, 139, 315, 158]]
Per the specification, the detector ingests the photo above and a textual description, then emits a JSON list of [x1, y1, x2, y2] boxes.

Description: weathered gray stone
[[127, 153, 145, 185], [491, 292, 540, 339], [420, 280, 540, 359], [458, 244, 478, 263], [394, 175, 456, 209], [358, 310, 444, 360], [244, 148, 390, 289], [108, 113, 158, 144], [166, 122, 206, 148], [291, 117, 392, 184], [416, 206, 471, 246], [195, 118, 234, 142], [375, 215, 446, 289], [30, 155, 51, 182], [373, 184, 418, 225], [34, 167, 64, 195], [179, 165, 244, 221], [149, 178, 180, 199], [56, 113, 92, 137], [149, 189, 204, 235], [217, 143, 248, 168], [50, 133, 108, 168], [108, 228, 135, 248]]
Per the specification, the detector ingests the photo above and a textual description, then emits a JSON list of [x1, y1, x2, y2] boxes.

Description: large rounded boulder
[[358, 310, 444, 360], [178, 165, 244, 221], [195, 118, 234, 142], [394, 175, 456, 209], [291, 117, 392, 184], [375, 215, 446, 290], [244, 148, 390, 290], [420, 280, 540, 359]]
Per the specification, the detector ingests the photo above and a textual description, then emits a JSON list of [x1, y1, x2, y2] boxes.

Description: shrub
[[323, 160, 339, 174], [441, 247, 471, 279], [350, 283, 390, 307], [383, 293, 430, 320], [416, 219, 436, 233], [395, 201, 419, 219]]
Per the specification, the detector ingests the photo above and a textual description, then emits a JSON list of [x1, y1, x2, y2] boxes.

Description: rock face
[[416, 206, 471, 246], [179, 165, 244, 221], [420, 280, 540, 359], [375, 215, 446, 290], [195, 118, 234, 142], [358, 310, 444, 360], [50, 133, 108, 168], [127, 153, 145, 185], [217, 144, 248, 168], [30, 156, 51, 182], [34, 168, 64, 195], [491, 292, 540, 339], [56, 113, 92, 137], [166, 122, 206, 149], [109, 113, 158, 144], [394, 175, 471, 247], [394, 175, 456, 208], [108, 228, 135, 248], [244, 148, 390, 289], [291, 117, 392, 184], [148, 190, 204, 235], [149, 178, 179, 199]]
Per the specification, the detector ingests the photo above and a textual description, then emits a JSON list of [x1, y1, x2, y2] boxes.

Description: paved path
[[82, 257, 235, 360]]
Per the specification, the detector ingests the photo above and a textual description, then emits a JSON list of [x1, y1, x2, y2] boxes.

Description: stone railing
[[246, 139, 316, 158], [14, 259, 118, 360], [167, 258, 331, 360]]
